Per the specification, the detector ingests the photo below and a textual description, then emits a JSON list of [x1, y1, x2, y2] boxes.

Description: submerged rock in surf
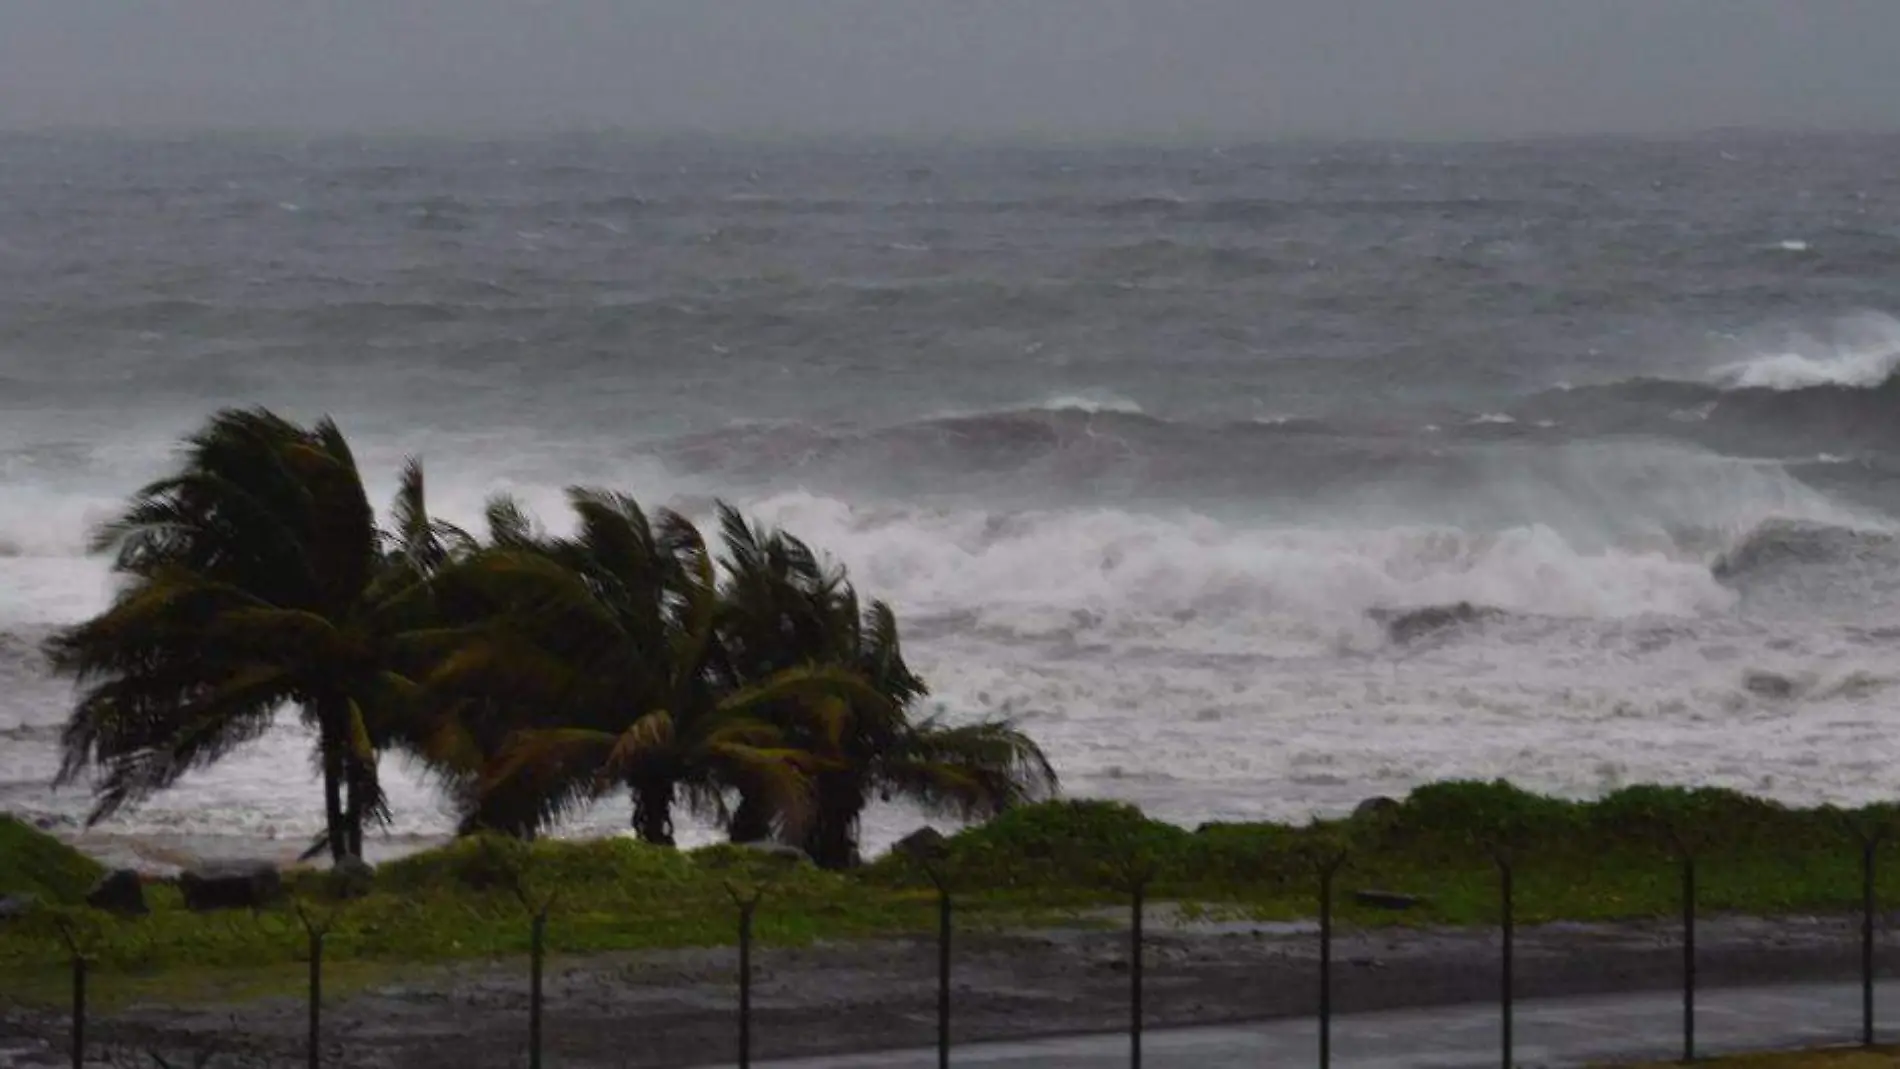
[[1742, 670, 1803, 700], [1372, 602, 1506, 644]]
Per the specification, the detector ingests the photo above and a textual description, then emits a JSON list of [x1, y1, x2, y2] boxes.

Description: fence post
[[1497, 849, 1514, 1069], [503, 854, 560, 1069], [71, 954, 86, 1069], [1318, 851, 1347, 1069], [741, 899, 755, 1069], [294, 902, 335, 1069], [530, 908, 547, 1069], [1131, 875, 1146, 1069], [726, 888, 764, 1069], [928, 868, 951, 1069], [1862, 827, 1887, 1048], [1680, 849, 1696, 1064], [52, 916, 87, 1069]]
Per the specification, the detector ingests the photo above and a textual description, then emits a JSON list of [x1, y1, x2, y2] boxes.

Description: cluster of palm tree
[[46, 408, 1056, 868]]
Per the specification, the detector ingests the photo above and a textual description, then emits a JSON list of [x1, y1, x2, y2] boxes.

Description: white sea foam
[[743, 492, 1736, 648], [1710, 312, 1900, 390], [1032, 391, 1145, 415]]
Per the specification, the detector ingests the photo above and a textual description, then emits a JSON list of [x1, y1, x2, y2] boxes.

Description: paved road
[[693, 982, 1898, 1068]]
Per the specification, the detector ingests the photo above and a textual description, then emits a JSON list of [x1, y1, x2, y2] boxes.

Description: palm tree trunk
[[321, 741, 348, 864], [342, 754, 377, 858], [315, 697, 355, 864], [803, 774, 866, 870], [631, 780, 677, 846], [342, 780, 363, 859], [728, 792, 775, 844]]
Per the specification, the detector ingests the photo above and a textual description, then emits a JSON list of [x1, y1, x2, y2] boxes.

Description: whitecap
[[1033, 391, 1144, 415], [1710, 313, 1900, 390]]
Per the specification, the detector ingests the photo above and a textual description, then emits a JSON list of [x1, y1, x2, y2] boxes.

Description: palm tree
[[711, 507, 1058, 868], [416, 490, 856, 845], [45, 409, 463, 863]]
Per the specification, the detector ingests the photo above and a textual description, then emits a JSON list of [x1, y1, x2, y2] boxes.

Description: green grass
[[3, 780, 1897, 1008], [0, 814, 105, 902]]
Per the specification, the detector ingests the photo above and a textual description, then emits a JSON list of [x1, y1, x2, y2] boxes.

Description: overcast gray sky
[[2, 1, 1897, 138]]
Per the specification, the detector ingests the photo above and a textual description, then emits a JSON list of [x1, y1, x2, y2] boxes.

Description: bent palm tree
[[712, 507, 1058, 867], [420, 491, 845, 844], [45, 409, 463, 862]]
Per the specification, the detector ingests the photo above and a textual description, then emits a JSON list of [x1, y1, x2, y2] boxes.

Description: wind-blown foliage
[[45, 410, 465, 862], [47, 408, 1057, 870], [416, 491, 890, 848], [710, 507, 1057, 867]]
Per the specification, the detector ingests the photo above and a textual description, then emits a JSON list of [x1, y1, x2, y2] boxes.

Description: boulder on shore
[[1353, 889, 1428, 911], [1351, 796, 1401, 821], [86, 869, 148, 916], [890, 827, 949, 864], [180, 862, 283, 912]]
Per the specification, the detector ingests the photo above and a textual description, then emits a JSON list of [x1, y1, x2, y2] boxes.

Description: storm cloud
[[1, 1, 1896, 137]]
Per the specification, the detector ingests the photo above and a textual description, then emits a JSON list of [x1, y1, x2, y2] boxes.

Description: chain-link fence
[[19, 826, 1899, 1068]]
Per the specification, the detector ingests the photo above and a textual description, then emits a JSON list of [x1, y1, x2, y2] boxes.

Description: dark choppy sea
[[5, 131, 1900, 864]]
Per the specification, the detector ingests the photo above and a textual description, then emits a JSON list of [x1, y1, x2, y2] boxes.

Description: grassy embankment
[[2, 780, 1896, 1007], [0, 814, 105, 903]]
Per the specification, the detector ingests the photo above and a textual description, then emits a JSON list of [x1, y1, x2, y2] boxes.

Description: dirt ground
[[0, 911, 1885, 1068]]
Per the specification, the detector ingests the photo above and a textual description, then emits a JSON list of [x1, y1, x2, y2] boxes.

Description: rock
[[330, 855, 375, 900], [890, 827, 948, 863], [179, 862, 282, 912], [0, 893, 36, 921], [1353, 889, 1427, 911], [86, 869, 148, 916], [1351, 796, 1401, 821], [1374, 601, 1506, 644], [1743, 669, 1800, 700]]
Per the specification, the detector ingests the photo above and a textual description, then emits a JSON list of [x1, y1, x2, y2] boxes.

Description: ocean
[[4, 130, 1900, 867]]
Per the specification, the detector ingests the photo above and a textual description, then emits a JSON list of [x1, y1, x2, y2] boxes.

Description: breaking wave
[[1710, 314, 1900, 390], [1711, 518, 1898, 581], [737, 492, 1738, 654]]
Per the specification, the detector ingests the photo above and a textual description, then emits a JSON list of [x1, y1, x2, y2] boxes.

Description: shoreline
[[2, 912, 1887, 1068]]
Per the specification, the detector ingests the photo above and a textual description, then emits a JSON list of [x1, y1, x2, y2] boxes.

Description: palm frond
[[470, 728, 619, 836], [388, 458, 476, 576], [877, 718, 1059, 820], [600, 710, 677, 780], [484, 494, 542, 549], [702, 741, 816, 835], [64, 664, 293, 822]]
